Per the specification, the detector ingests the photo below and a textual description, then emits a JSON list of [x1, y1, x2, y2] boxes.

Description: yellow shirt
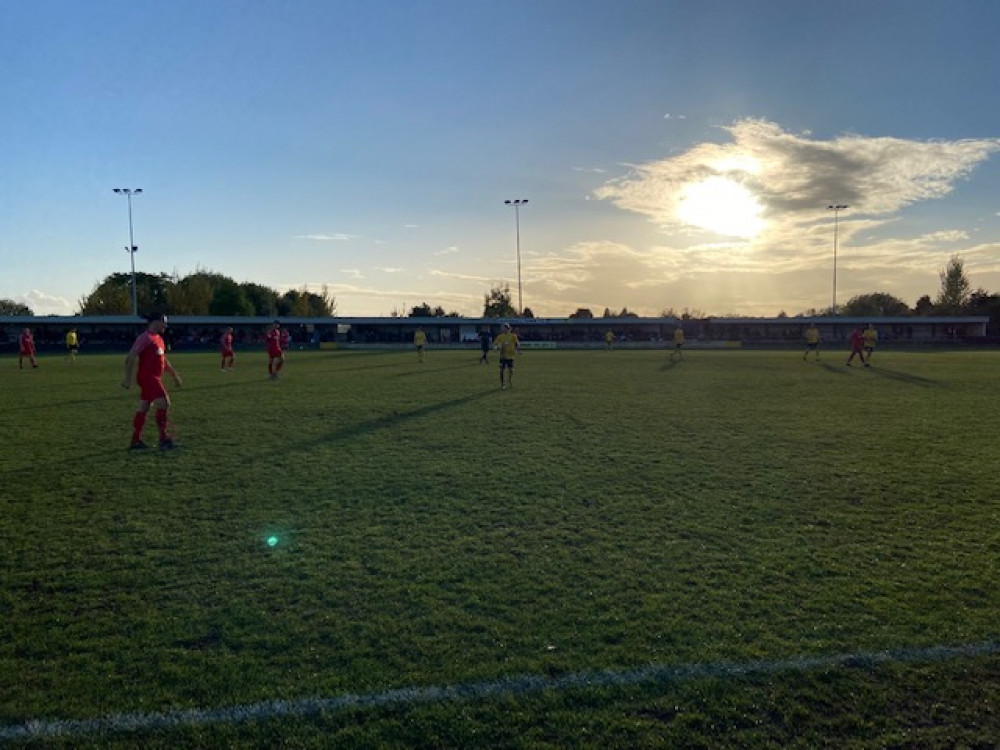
[[862, 328, 878, 347], [673, 328, 685, 345], [495, 331, 519, 359], [805, 327, 819, 344], [414, 330, 427, 346], [66, 331, 78, 347]]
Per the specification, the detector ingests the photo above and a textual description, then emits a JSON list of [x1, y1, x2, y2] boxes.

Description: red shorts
[[268, 348, 283, 358], [20, 348, 34, 356], [138, 376, 168, 403], [221, 348, 234, 357]]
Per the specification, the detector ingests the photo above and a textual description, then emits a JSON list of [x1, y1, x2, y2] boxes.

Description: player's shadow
[[816, 361, 851, 375], [867, 367, 939, 387], [660, 357, 683, 370], [303, 389, 497, 448]]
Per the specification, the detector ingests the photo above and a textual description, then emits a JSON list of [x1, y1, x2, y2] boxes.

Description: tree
[[165, 271, 219, 315], [209, 279, 255, 316], [0, 299, 33, 315], [483, 283, 516, 317], [278, 286, 336, 317], [521, 307, 535, 319], [79, 271, 170, 315], [936, 255, 971, 313], [241, 283, 280, 317], [914, 295, 935, 315], [840, 292, 911, 317], [409, 303, 434, 317], [568, 308, 594, 319]]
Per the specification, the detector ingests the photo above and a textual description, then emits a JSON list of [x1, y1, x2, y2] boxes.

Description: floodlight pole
[[828, 204, 848, 315], [114, 188, 143, 316], [504, 199, 528, 315]]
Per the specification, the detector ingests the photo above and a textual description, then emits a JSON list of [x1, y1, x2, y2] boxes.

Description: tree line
[[71, 270, 336, 317], [2, 256, 998, 328]]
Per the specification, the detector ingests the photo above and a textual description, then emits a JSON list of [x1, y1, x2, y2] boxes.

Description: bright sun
[[675, 177, 765, 238]]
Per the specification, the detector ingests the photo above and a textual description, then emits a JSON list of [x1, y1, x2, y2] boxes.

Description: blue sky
[[3, 0, 1000, 317]]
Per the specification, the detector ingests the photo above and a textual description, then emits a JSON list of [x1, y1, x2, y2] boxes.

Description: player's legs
[[131, 399, 151, 447]]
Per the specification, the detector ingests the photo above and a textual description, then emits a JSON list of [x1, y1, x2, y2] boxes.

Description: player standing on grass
[[803, 323, 820, 361], [122, 314, 182, 450], [605, 330, 615, 350], [494, 323, 520, 389], [18, 328, 38, 369], [220, 327, 235, 371], [670, 325, 685, 361], [65, 328, 79, 363], [266, 321, 284, 380], [863, 323, 878, 361], [478, 328, 491, 364], [846, 326, 869, 367], [414, 328, 427, 362]]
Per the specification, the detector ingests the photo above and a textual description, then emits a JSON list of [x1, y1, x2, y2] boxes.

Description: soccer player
[[846, 326, 869, 367], [414, 328, 427, 362], [279, 326, 292, 352], [266, 321, 284, 380], [605, 330, 615, 350], [803, 323, 820, 361], [670, 326, 685, 361], [494, 323, 520, 389], [65, 328, 79, 363], [122, 314, 182, 450], [478, 328, 492, 364], [19, 328, 38, 369], [862, 323, 878, 361], [220, 326, 235, 371]]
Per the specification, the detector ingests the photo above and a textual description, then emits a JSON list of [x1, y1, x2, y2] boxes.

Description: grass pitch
[[2, 347, 999, 747]]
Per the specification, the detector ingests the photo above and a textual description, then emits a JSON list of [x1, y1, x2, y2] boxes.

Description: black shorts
[[499, 358, 514, 370]]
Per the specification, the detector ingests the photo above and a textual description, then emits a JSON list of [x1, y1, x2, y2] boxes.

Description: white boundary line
[[2, 640, 996, 743]]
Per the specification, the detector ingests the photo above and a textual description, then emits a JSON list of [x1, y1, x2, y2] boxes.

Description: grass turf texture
[[1, 348, 999, 748]]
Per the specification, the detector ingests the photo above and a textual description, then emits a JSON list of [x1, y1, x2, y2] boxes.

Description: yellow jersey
[[414, 330, 427, 346], [495, 331, 519, 359], [862, 328, 878, 347], [673, 328, 685, 345], [66, 331, 78, 347], [805, 326, 819, 344]]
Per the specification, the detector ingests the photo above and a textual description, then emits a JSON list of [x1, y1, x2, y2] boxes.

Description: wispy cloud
[[296, 233, 357, 241], [434, 246, 460, 256], [572, 166, 607, 174]]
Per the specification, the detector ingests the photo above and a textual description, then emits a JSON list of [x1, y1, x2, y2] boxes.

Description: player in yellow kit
[[670, 326, 685, 361], [414, 328, 427, 362], [862, 323, 878, 361], [494, 323, 520, 389], [803, 323, 820, 361]]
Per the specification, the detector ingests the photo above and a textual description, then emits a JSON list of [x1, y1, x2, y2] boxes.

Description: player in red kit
[[846, 326, 869, 368], [266, 321, 284, 380], [122, 314, 183, 450], [19, 328, 38, 369], [220, 327, 235, 371]]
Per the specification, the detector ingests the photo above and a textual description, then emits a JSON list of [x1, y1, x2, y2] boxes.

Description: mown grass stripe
[[3, 640, 996, 742]]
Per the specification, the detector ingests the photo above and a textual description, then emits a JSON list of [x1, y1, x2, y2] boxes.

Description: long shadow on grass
[[817, 361, 851, 376], [300, 389, 497, 448], [867, 366, 939, 387]]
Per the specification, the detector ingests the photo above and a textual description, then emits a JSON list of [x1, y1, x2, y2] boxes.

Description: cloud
[[21, 290, 74, 315], [572, 166, 607, 174], [434, 246, 460, 256], [596, 119, 1000, 225], [296, 233, 356, 241]]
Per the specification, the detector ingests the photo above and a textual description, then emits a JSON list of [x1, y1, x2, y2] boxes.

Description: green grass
[[2, 347, 999, 748]]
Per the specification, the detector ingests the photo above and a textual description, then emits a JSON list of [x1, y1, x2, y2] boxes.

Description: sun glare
[[675, 177, 765, 238]]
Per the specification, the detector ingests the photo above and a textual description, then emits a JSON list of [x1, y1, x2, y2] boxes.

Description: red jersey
[[19, 332, 34, 353], [279, 330, 291, 348], [267, 328, 282, 354], [221, 332, 234, 350], [130, 331, 167, 380], [850, 330, 864, 351]]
